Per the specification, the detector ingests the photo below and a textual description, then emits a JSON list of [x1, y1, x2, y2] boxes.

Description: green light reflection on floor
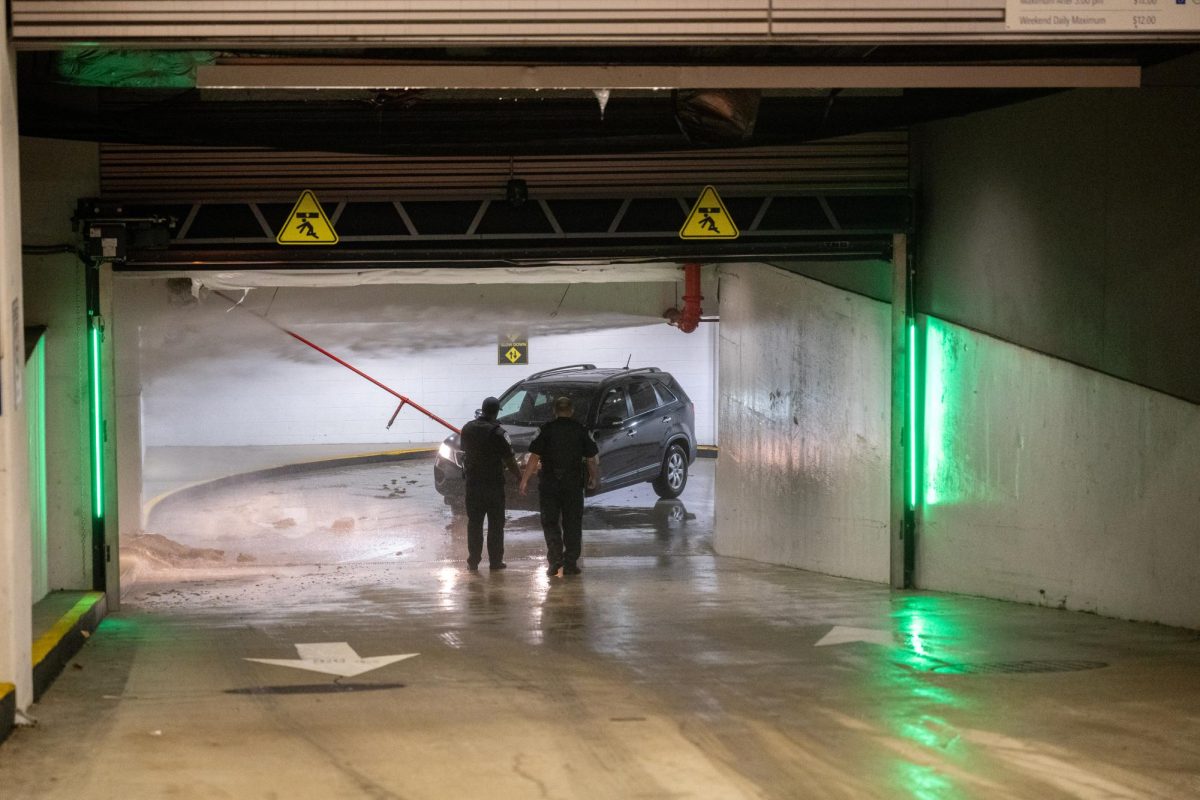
[[895, 761, 969, 800], [875, 596, 974, 799]]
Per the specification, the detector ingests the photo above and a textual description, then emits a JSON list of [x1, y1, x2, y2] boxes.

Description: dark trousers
[[465, 483, 506, 567], [539, 481, 585, 568]]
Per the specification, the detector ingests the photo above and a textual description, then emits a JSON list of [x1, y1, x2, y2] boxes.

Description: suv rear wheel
[[652, 443, 688, 499]]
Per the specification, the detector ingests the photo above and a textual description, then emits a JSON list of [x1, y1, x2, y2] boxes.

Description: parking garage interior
[[1, 12, 1199, 800]]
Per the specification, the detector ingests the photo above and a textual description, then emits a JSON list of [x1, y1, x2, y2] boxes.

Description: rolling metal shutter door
[[98, 132, 909, 202], [13, 1, 1021, 45]]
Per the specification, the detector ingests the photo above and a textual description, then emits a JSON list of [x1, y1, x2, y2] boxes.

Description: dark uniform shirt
[[460, 418, 515, 487], [528, 417, 599, 489]]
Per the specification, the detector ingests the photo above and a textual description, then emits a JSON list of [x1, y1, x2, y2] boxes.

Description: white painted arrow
[[245, 642, 419, 678], [815, 626, 895, 648]]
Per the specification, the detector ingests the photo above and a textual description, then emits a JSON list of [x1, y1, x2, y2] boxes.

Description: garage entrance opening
[[116, 267, 724, 601]]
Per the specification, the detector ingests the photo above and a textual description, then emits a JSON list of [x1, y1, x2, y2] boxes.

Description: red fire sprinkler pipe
[[665, 263, 703, 333]]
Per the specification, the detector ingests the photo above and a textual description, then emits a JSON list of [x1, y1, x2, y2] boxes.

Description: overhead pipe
[[665, 262, 703, 333]]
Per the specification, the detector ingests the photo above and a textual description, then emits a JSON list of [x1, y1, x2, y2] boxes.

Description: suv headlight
[[438, 443, 462, 467]]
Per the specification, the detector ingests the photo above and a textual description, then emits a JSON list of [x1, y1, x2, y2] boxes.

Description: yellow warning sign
[[679, 186, 739, 240], [276, 190, 339, 245], [499, 342, 528, 365]]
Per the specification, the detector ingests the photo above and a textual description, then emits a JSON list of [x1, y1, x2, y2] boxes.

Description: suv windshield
[[496, 384, 594, 427]]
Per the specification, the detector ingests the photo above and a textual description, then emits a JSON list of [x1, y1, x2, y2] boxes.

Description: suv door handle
[[626, 429, 637, 437], [661, 416, 672, 423]]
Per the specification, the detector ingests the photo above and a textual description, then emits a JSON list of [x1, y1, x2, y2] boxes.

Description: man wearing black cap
[[459, 396, 521, 571]]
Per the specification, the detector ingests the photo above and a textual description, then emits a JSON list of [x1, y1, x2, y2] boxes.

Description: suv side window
[[598, 386, 631, 422], [628, 381, 659, 416], [653, 381, 677, 405]]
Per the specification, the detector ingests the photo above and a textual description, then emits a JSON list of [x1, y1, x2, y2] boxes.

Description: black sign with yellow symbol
[[499, 341, 528, 365]]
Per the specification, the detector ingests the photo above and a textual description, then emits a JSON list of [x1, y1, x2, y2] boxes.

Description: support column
[[890, 233, 912, 589], [99, 264, 123, 607], [0, 30, 34, 708]]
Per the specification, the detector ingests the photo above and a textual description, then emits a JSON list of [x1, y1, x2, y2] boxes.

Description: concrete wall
[[20, 137, 98, 591], [913, 87, 1200, 404], [918, 317, 1200, 629], [715, 264, 891, 583], [764, 258, 893, 304], [0, 36, 34, 708], [119, 279, 718, 450]]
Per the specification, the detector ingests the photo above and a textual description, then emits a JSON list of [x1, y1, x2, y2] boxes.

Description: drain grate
[[930, 660, 1108, 676]]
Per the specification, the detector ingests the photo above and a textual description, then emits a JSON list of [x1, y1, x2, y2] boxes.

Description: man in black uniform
[[460, 396, 521, 571], [519, 396, 600, 577]]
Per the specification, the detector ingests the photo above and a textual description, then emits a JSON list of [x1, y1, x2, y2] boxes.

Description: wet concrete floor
[[3, 458, 1199, 798]]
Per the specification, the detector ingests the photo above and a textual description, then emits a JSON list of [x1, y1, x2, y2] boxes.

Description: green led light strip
[[90, 324, 104, 518], [907, 319, 918, 510], [923, 322, 946, 506]]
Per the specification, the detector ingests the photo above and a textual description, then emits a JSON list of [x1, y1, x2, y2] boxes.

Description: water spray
[[211, 289, 460, 435]]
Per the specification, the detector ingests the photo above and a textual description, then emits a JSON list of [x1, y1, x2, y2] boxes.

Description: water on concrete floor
[[5, 459, 1200, 799]]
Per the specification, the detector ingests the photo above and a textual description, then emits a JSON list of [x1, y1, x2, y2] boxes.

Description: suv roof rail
[[527, 363, 597, 380], [620, 367, 662, 377]]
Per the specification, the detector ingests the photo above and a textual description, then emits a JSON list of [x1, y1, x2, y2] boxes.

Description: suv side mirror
[[599, 415, 623, 429]]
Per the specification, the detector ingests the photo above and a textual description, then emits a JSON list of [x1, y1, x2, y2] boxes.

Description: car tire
[[652, 443, 688, 499]]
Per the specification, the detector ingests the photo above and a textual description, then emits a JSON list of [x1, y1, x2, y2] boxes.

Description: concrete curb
[[32, 592, 107, 702], [143, 445, 715, 519], [0, 683, 14, 745], [144, 447, 437, 518]]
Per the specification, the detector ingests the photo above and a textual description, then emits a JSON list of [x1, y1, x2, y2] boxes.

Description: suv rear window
[[496, 384, 593, 426], [654, 381, 678, 405]]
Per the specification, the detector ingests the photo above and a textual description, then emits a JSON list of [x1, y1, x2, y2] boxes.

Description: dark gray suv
[[434, 364, 697, 507]]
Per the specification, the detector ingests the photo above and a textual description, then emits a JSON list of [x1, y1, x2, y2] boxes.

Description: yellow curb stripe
[[142, 446, 437, 518], [31, 593, 104, 667], [0, 683, 13, 699]]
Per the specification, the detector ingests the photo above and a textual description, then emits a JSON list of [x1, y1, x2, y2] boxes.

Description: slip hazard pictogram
[[277, 190, 339, 245], [679, 186, 739, 240]]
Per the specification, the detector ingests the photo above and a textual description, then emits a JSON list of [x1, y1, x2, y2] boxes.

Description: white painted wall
[[715, 264, 891, 583], [0, 34, 34, 708], [20, 137, 99, 592], [122, 279, 717, 450], [917, 317, 1200, 629]]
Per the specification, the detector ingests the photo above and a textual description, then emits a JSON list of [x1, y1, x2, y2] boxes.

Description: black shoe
[[546, 564, 563, 577], [466, 561, 479, 571], [563, 564, 582, 575], [489, 562, 507, 570]]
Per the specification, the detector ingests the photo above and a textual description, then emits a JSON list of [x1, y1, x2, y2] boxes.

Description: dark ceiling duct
[[673, 89, 761, 146]]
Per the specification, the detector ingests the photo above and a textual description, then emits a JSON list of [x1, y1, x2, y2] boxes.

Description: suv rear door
[[592, 384, 639, 488], [625, 379, 670, 476]]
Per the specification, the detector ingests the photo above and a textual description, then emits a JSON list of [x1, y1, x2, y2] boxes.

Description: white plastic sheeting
[[175, 263, 687, 293]]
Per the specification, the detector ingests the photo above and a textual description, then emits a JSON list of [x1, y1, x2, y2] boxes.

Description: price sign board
[[1007, 0, 1200, 32]]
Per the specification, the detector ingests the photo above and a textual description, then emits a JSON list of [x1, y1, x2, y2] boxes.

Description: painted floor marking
[[814, 626, 895, 648], [245, 642, 419, 678]]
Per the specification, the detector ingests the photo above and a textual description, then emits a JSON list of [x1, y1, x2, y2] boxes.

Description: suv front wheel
[[652, 443, 689, 499]]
